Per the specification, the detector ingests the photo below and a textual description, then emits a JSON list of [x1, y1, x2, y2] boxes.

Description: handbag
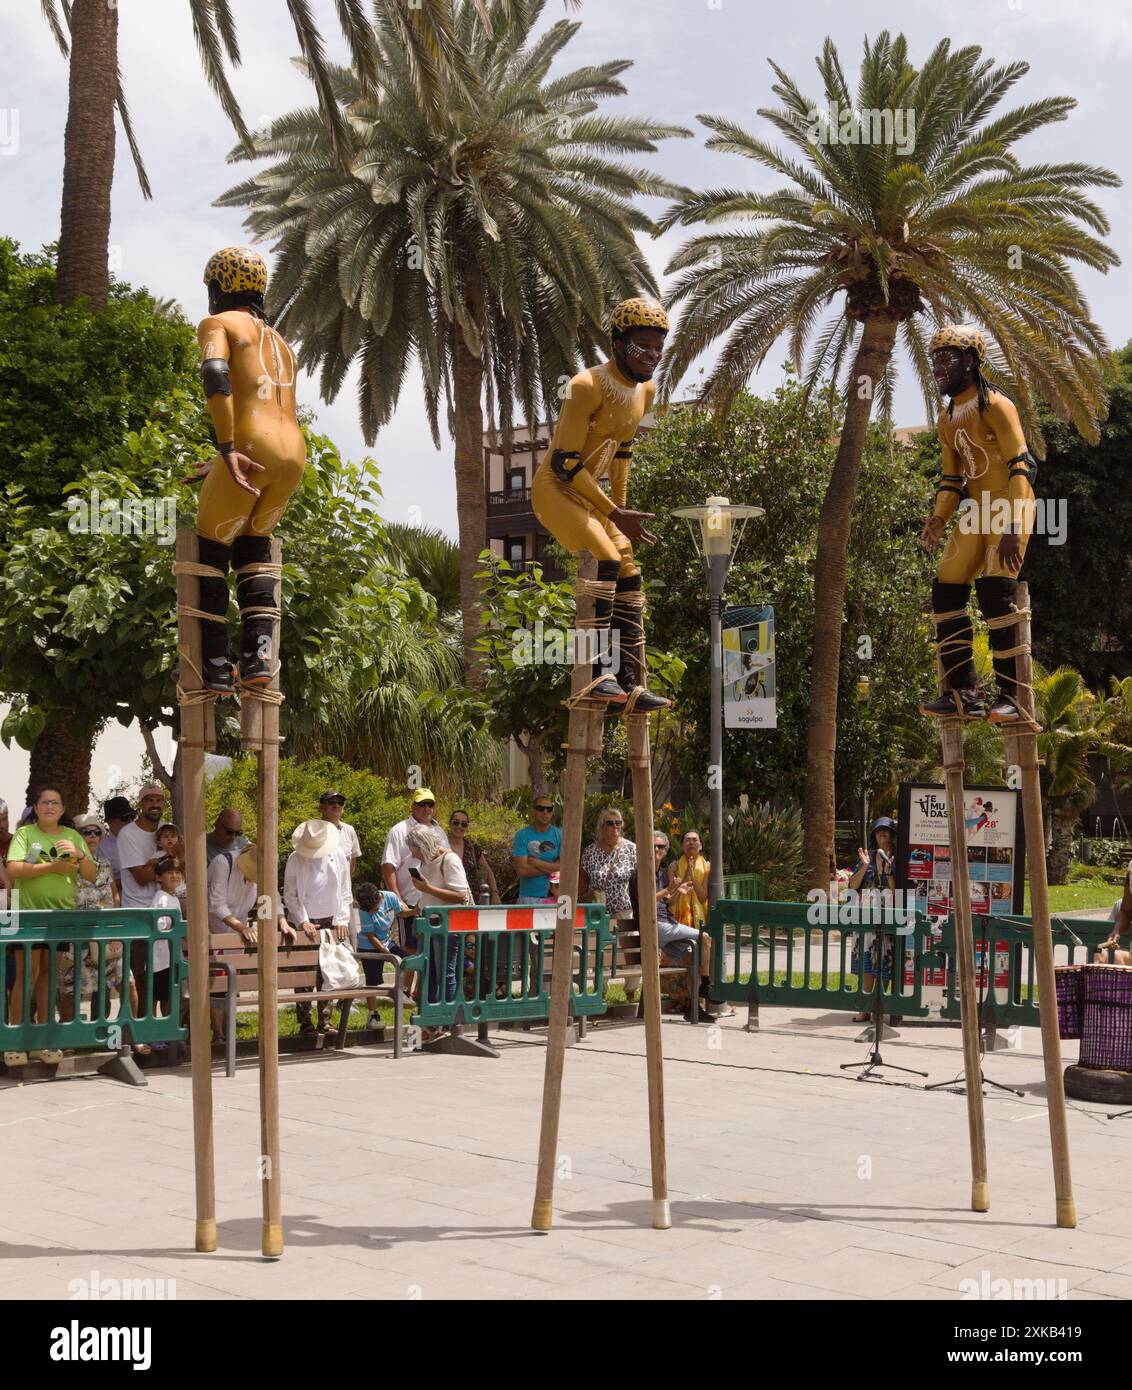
[[318, 929, 364, 990]]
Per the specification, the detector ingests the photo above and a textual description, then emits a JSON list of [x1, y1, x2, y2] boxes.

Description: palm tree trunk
[[1047, 804, 1077, 886], [26, 710, 99, 820], [452, 333, 487, 683], [801, 315, 898, 887], [55, 0, 119, 310]]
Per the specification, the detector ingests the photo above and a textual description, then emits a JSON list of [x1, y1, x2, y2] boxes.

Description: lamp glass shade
[[703, 495, 732, 556]]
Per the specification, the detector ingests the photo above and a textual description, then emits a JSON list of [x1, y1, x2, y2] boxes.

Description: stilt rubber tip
[[971, 1182, 990, 1212], [652, 1198, 672, 1230], [531, 1199, 554, 1233], [195, 1219, 217, 1252], [262, 1224, 284, 1259], [1056, 1198, 1077, 1229]]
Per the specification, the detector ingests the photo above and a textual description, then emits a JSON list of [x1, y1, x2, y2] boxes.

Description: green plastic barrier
[[402, 903, 612, 1030], [723, 873, 768, 902], [706, 898, 938, 1025], [0, 907, 188, 1053], [937, 912, 1115, 1030]]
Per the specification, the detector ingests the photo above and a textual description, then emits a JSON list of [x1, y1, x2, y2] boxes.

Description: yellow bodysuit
[[196, 310, 307, 545], [931, 386, 1035, 583], [531, 360, 655, 577]]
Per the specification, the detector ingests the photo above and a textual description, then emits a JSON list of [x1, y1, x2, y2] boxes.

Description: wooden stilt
[[933, 641, 989, 1213], [626, 713, 669, 1229], [999, 582, 1075, 1228], [531, 561, 602, 1232], [175, 530, 217, 1252], [940, 713, 990, 1212], [239, 539, 285, 1258]]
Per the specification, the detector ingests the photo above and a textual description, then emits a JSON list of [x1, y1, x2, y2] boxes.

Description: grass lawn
[[1026, 878, 1118, 916]]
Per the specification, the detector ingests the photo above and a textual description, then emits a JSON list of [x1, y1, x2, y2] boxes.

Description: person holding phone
[[849, 816, 898, 1022], [5, 786, 97, 1066]]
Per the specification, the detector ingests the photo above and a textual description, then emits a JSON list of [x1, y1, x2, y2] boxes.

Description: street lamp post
[[673, 498, 764, 909]]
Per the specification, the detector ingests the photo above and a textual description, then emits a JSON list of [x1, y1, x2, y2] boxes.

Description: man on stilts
[[190, 247, 307, 691], [531, 297, 672, 713], [919, 324, 1038, 722]]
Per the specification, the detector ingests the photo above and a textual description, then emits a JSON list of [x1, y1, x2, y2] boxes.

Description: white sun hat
[[291, 819, 341, 859]]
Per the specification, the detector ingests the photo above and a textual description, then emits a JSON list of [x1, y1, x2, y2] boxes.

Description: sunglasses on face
[[415, 801, 435, 809], [80, 828, 101, 838], [322, 799, 345, 807], [533, 805, 552, 814], [450, 819, 469, 829]]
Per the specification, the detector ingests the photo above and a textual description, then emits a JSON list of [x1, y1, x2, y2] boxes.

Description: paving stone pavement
[[2, 1011, 1129, 1300]]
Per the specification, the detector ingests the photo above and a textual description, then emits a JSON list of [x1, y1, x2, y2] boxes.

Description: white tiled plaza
[[2, 1011, 1130, 1300]]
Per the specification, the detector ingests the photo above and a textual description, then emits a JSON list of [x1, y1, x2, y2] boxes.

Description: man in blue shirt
[[511, 798, 562, 904]]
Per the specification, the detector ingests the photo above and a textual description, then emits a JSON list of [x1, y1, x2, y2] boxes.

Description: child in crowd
[[355, 880, 411, 1028], [156, 823, 187, 909], [151, 856, 184, 1019]]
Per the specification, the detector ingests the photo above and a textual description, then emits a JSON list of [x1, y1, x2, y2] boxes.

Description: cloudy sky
[[3, 0, 1129, 541]]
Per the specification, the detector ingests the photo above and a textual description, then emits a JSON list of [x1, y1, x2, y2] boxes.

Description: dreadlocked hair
[[207, 284, 269, 322]]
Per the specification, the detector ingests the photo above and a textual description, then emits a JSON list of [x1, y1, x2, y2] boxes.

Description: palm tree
[[1034, 667, 1132, 884], [657, 32, 1119, 884], [215, 0, 688, 677], [42, 0, 570, 309], [384, 523, 462, 620]]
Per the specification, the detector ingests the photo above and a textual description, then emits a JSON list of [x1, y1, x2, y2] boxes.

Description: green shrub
[[720, 801, 805, 901]]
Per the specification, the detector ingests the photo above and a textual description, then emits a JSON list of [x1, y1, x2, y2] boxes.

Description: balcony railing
[[487, 487, 532, 511]]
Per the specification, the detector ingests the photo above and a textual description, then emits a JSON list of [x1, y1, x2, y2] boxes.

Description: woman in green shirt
[[5, 786, 96, 1067]]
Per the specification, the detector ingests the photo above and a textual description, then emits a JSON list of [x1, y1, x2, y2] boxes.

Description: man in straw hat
[[283, 819, 352, 1036]]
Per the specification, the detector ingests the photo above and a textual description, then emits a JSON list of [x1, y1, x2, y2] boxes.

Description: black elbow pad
[[550, 449, 583, 482], [200, 357, 232, 398]]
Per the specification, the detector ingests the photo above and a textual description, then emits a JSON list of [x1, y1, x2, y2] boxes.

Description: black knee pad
[[615, 572, 643, 593], [975, 576, 1018, 628], [595, 559, 621, 583], [232, 535, 276, 615], [195, 536, 231, 615]]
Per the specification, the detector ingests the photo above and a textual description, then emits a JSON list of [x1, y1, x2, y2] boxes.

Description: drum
[[1054, 965, 1084, 1040], [1079, 964, 1132, 1071]]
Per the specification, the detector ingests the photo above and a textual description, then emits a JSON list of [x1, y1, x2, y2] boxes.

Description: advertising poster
[[722, 605, 776, 729], [896, 783, 1026, 990]]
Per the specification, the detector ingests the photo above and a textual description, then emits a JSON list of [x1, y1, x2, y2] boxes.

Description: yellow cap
[[411, 788, 436, 804]]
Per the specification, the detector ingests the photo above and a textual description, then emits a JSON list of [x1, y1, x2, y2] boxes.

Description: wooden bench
[[610, 921, 703, 1023], [206, 930, 408, 1076]]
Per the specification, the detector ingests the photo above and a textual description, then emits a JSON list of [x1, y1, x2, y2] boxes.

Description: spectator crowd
[[2, 780, 722, 1066]]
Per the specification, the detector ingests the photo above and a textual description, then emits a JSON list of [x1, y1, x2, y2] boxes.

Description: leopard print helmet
[[928, 323, 988, 365], [203, 246, 268, 296], [609, 297, 669, 337]]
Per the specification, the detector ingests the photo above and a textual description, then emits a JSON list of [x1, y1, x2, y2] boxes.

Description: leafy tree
[[658, 32, 1118, 884], [630, 378, 940, 837], [1034, 667, 1132, 883], [217, 0, 689, 676], [1024, 344, 1132, 685], [0, 240, 205, 508]]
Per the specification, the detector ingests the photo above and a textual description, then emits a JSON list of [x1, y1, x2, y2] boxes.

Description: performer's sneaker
[[202, 658, 237, 695], [238, 653, 273, 687], [619, 679, 671, 713], [589, 675, 629, 704], [919, 687, 986, 720], [987, 696, 1024, 725]]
